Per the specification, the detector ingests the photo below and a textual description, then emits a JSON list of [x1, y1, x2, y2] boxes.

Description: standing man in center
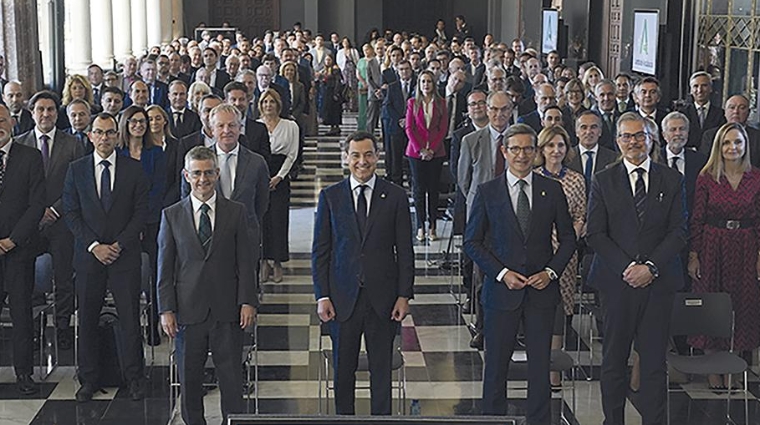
[[586, 112, 686, 425], [312, 131, 414, 415], [464, 123, 576, 424]]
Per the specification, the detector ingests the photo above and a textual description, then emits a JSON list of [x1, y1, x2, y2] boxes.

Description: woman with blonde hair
[[688, 122, 760, 389], [582, 65, 604, 108], [58, 74, 100, 129], [279, 61, 306, 130], [561, 78, 587, 143], [533, 125, 586, 389], [188, 81, 211, 112]]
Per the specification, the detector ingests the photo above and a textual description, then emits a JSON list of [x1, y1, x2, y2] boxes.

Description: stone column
[[66, 0, 92, 74], [0, 0, 43, 90], [130, 0, 147, 55], [171, 0, 183, 39], [160, 0, 173, 44], [146, 0, 162, 48], [90, 0, 114, 67], [112, 0, 132, 62]]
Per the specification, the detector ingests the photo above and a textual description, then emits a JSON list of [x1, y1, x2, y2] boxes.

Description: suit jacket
[[157, 195, 258, 325], [382, 67, 398, 86], [680, 102, 726, 149], [446, 88, 470, 134], [312, 178, 414, 322], [251, 84, 291, 120], [464, 174, 576, 311], [458, 127, 499, 216], [451, 123, 476, 183], [699, 125, 760, 168], [147, 80, 170, 109], [117, 145, 166, 224], [658, 148, 707, 216], [591, 106, 623, 151], [0, 142, 46, 258], [517, 110, 542, 134], [382, 78, 414, 135], [241, 119, 271, 166], [560, 105, 587, 146], [469, 62, 486, 87], [176, 131, 209, 182], [162, 136, 181, 207], [17, 129, 84, 212], [210, 68, 231, 92], [567, 145, 618, 185], [168, 73, 192, 87], [586, 161, 687, 295], [11, 109, 34, 136], [63, 154, 149, 272], [167, 108, 202, 139], [289, 81, 307, 120], [366, 58, 383, 101], [65, 127, 93, 154], [404, 97, 448, 158]]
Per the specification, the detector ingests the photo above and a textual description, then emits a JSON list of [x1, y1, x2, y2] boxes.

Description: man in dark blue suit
[[381, 60, 414, 186], [586, 112, 686, 425], [0, 104, 46, 395], [464, 124, 576, 423], [140, 60, 170, 109], [679, 71, 726, 149], [312, 131, 414, 415], [63, 113, 149, 402], [517, 83, 556, 134]]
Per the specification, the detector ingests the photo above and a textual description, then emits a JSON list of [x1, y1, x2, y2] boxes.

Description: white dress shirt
[[506, 168, 533, 211], [578, 144, 600, 174], [87, 149, 118, 252], [350, 173, 376, 214], [215, 143, 240, 194], [0, 139, 12, 168], [622, 156, 651, 194], [34, 127, 56, 153], [190, 191, 217, 232], [665, 148, 685, 175]]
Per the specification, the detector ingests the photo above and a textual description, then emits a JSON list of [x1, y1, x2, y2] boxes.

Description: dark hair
[[505, 76, 525, 94], [29, 90, 61, 110], [262, 53, 278, 63], [101, 86, 124, 99], [344, 130, 379, 152], [168, 79, 188, 90], [87, 64, 104, 73], [92, 112, 119, 129], [224, 81, 248, 96], [543, 105, 563, 115], [467, 89, 487, 102], [503, 123, 537, 147]]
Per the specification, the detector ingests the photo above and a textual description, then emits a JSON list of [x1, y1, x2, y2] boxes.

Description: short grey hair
[[662, 111, 689, 132], [616, 111, 647, 134], [184, 145, 217, 168], [209, 103, 242, 126]]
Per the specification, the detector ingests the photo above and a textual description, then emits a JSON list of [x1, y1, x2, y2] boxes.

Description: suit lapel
[[109, 155, 127, 212], [205, 197, 228, 259], [642, 164, 663, 225], [499, 177, 524, 241], [181, 197, 206, 257], [526, 177, 547, 240], [340, 180, 362, 242], [48, 130, 65, 177], [231, 149, 249, 199], [617, 163, 638, 221], [362, 179, 386, 245]]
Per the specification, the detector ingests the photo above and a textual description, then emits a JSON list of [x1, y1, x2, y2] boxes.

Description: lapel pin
[[541, 191, 546, 197], [380, 192, 386, 199], [657, 192, 663, 202]]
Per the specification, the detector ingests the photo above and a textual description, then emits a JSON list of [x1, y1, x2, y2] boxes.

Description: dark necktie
[[516, 179, 531, 237], [698, 106, 706, 127], [670, 156, 680, 173], [604, 113, 614, 134], [12, 115, 20, 135], [93, 87, 100, 100], [40, 135, 50, 170], [633, 168, 647, 222], [356, 185, 368, 235], [174, 111, 183, 126], [100, 160, 112, 210], [198, 203, 212, 252], [0, 150, 5, 188], [584, 151, 594, 187], [494, 134, 505, 177]]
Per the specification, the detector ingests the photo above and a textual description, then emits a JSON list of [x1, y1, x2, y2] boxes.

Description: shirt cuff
[[317, 297, 330, 302], [49, 206, 60, 218], [544, 267, 558, 280], [496, 268, 509, 282], [87, 242, 100, 253]]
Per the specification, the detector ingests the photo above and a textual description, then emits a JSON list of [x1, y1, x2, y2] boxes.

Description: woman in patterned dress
[[688, 122, 760, 389], [533, 126, 586, 388]]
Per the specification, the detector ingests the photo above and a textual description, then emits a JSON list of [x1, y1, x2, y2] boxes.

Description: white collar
[[623, 157, 652, 175], [215, 142, 240, 156], [506, 169, 533, 187], [94, 149, 117, 166], [578, 144, 599, 155], [34, 127, 56, 141], [350, 174, 377, 192], [190, 191, 217, 213]]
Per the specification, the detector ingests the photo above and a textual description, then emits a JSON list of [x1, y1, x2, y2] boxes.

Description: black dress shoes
[[76, 382, 96, 402], [17, 375, 38, 395], [129, 378, 145, 401], [470, 332, 484, 350]]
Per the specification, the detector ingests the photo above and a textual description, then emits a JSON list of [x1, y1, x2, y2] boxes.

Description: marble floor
[[2, 116, 760, 424]]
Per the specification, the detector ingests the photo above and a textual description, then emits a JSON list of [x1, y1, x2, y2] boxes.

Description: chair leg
[[744, 371, 749, 425], [666, 368, 671, 425], [726, 373, 732, 422]]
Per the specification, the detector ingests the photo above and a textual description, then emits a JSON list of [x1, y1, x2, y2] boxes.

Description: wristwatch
[[645, 261, 659, 279], [544, 267, 558, 280]]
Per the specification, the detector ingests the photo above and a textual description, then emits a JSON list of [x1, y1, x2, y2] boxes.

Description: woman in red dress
[[688, 122, 760, 389]]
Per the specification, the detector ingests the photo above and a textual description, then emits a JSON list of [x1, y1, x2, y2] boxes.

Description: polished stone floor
[[2, 117, 760, 424]]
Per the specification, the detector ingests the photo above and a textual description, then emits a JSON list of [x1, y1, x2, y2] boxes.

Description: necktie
[[40, 135, 50, 170], [93, 87, 100, 100], [604, 113, 614, 134], [174, 111, 183, 126], [356, 184, 368, 235], [670, 156, 680, 172], [618, 101, 626, 114], [448, 95, 456, 136], [402, 81, 408, 100], [516, 179, 531, 237], [584, 151, 594, 187], [220, 152, 233, 198], [12, 115, 20, 135], [100, 160, 112, 210], [494, 134, 505, 177], [698, 106, 706, 127], [633, 168, 647, 223], [198, 203, 212, 252], [0, 150, 5, 188]]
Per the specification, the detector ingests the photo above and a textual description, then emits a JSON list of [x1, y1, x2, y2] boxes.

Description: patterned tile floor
[[1, 116, 759, 424]]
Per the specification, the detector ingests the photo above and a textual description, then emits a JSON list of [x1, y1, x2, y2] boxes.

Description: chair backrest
[[669, 292, 734, 340]]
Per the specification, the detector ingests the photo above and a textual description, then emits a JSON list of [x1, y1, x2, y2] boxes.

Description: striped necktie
[[633, 168, 647, 222]]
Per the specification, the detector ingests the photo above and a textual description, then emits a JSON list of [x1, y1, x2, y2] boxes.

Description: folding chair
[[666, 293, 749, 425], [317, 322, 406, 415]]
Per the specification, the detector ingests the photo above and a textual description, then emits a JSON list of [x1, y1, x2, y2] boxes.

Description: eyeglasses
[[505, 146, 536, 155], [128, 118, 147, 125], [618, 131, 648, 142], [91, 129, 117, 137], [488, 105, 512, 114], [187, 169, 218, 178], [467, 100, 486, 107]]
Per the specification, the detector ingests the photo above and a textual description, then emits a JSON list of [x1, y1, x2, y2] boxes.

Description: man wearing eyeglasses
[[63, 112, 149, 403], [586, 112, 686, 425], [465, 123, 575, 423]]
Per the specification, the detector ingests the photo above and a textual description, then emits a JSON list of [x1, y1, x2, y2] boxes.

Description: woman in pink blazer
[[405, 70, 448, 242]]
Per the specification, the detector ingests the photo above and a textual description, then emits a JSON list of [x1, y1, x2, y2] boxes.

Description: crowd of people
[[1, 13, 760, 425]]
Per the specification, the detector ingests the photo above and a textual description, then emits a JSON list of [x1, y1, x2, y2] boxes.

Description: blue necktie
[[100, 160, 112, 210], [584, 151, 594, 190]]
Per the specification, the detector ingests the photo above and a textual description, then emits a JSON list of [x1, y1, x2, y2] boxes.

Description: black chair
[[666, 292, 749, 425]]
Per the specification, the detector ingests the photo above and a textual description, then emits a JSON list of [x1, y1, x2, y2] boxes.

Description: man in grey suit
[[457, 90, 514, 349], [18, 90, 84, 350], [366, 49, 383, 133], [158, 145, 258, 425]]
